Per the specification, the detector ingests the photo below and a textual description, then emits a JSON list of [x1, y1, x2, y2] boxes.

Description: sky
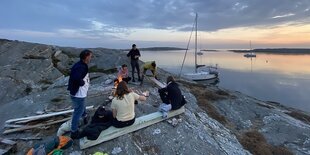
[[0, 0, 310, 49]]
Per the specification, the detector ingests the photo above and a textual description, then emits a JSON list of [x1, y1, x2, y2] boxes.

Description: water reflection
[[141, 50, 310, 112]]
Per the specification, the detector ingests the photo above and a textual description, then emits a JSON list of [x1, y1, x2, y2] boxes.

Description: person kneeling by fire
[[114, 64, 131, 86]]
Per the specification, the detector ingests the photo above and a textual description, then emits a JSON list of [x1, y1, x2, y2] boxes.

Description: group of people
[[67, 44, 186, 140]]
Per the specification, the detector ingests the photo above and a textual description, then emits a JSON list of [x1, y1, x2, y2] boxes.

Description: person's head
[[80, 49, 93, 64], [132, 44, 136, 49], [151, 61, 156, 68], [166, 76, 175, 84], [121, 64, 128, 70], [115, 81, 130, 99]]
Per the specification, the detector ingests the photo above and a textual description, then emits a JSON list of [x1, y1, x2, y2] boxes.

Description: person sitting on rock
[[158, 76, 186, 118], [114, 64, 131, 84], [77, 106, 113, 140], [111, 81, 147, 128]]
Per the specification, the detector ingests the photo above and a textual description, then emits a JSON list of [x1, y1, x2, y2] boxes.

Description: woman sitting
[[111, 81, 146, 128]]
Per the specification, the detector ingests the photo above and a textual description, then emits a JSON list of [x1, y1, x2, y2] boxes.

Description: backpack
[[27, 136, 73, 155]]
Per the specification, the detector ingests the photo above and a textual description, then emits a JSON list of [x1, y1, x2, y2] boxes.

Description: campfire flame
[[114, 76, 123, 88]]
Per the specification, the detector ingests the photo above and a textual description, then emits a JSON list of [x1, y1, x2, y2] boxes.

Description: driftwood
[[3, 117, 71, 134], [147, 77, 166, 88], [5, 106, 94, 124], [9, 137, 42, 141], [0, 138, 16, 154]]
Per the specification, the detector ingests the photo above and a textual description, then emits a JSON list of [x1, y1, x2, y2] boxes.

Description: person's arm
[[112, 109, 117, 118], [71, 65, 86, 86], [158, 87, 167, 94], [138, 95, 146, 101], [127, 50, 132, 57], [133, 92, 146, 102], [137, 49, 141, 57]]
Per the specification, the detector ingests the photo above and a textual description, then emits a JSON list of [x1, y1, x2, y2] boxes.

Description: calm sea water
[[140, 50, 310, 113]]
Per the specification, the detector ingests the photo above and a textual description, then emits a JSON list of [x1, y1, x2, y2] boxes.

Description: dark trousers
[[131, 60, 140, 80], [112, 118, 135, 128]]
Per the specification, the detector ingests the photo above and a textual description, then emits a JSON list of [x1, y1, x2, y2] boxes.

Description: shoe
[[132, 79, 135, 82], [138, 78, 142, 82], [70, 131, 80, 139]]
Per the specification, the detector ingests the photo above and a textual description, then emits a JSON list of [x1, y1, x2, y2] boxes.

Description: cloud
[[0, 0, 309, 48], [272, 13, 295, 19]]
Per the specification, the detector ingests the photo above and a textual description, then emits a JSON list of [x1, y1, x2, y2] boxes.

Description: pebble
[[111, 147, 122, 154]]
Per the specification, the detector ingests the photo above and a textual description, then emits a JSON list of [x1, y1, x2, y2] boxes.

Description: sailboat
[[244, 41, 256, 58], [180, 13, 218, 81]]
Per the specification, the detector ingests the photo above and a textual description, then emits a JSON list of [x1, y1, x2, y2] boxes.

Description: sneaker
[[132, 79, 136, 82], [70, 131, 80, 139], [138, 78, 142, 82]]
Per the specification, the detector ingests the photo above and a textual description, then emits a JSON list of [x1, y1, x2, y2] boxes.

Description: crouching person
[[111, 81, 146, 128], [77, 106, 113, 140], [158, 76, 186, 118]]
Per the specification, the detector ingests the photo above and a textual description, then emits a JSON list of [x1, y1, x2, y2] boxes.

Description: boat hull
[[184, 71, 218, 81]]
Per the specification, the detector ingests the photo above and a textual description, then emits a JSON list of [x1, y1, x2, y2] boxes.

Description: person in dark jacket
[[158, 76, 186, 118], [77, 106, 113, 140], [67, 49, 92, 139], [127, 44, 141, 82]]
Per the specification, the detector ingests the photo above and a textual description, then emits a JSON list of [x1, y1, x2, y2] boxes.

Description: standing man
[[127, 44, 141, 82], [67, 49, 92, 139]]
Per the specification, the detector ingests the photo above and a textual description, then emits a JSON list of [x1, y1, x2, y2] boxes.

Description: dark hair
[[132, 44, 136, 48], [151, 61, 156, 68], [115, 81, 130, 100], [80, 49, 92, 60], [166, 76, 175, 84], [121, 64, 127, 68]]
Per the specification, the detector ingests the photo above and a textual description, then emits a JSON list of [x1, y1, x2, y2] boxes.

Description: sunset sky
[[0, 0, 309, 49]]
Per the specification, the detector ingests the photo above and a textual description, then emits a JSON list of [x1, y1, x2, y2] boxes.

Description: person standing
[[67, 49, 93, 139], [127, 44, 141, 82]]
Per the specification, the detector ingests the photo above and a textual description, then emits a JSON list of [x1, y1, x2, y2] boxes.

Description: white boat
[[181, 13, 218, 81], [244, 41, 256, 58]]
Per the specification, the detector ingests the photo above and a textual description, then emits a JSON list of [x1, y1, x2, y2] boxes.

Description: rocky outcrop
[[0, 39, 309, 154]]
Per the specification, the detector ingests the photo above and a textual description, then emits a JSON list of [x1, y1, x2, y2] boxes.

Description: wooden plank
[[147, 77, 166, 88], [0, 139, 16, 145], [3, 117, 71, 134], [0, 149, 7, 155], [4, 124, 25, 128], [80, 106, 185, 149], [5, 106, 94, 124]]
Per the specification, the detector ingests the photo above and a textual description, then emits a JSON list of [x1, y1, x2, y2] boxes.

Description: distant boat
[[244, 53, 256, 57], [180, 13, 218, 81], [244, 41, 256, 58], [197, 51, 203, 55]]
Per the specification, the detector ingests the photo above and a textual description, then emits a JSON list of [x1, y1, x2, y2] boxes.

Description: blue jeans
[[159, 103, 172, 118], [70, 96, 86, 132]]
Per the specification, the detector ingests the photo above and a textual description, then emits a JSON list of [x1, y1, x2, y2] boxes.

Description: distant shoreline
[[121, 47, 187, 51], [230, 48, 310, 54]]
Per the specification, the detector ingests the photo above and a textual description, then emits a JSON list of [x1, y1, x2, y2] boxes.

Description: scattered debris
[[104, 79, 113, 85], [152, 128, 161, 135], [111, 147, 122, 154], [69, 151, 83, 155]]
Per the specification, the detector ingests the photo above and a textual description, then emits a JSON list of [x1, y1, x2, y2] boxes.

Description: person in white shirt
[[111, 81, 146, 128]]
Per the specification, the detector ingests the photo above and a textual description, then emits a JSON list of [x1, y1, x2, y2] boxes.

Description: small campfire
[[114, 76, 123, 88]]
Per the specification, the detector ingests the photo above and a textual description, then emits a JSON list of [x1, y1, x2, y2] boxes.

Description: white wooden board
[[80, 106, 185, 149]]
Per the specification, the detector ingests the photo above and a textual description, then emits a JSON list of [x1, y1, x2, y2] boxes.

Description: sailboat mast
[[195, 13, 198, 73]]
